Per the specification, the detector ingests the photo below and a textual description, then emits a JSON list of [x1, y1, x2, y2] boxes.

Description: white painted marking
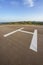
[[19, 30, 33, 34], [3, 27, 24, 37], [3, 27, 37, 52], [30, 30, 37, 52]]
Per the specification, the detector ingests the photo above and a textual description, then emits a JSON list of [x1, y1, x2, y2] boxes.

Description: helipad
[[0, 25, 43, 65]]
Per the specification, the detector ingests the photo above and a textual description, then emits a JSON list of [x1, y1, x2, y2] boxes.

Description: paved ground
[[0, 25, 43, 65]]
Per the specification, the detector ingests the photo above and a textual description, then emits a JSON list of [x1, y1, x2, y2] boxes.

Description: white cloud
[[23, 0, 35, 7]]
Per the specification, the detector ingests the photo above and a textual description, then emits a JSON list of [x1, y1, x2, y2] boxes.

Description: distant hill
[[0, 21, 43, 25]]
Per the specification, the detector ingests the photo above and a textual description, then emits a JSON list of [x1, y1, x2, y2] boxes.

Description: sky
[[0, 0, 43, 22]]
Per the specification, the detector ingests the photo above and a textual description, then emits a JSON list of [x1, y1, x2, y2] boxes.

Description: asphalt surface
[[0, 25, 43, 65]]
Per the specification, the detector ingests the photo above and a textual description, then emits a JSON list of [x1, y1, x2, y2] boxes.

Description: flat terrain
[[0, 25, 43, 65]]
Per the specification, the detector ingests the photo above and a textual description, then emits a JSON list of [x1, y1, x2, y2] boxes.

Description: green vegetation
[[0, 21, 43, 25]]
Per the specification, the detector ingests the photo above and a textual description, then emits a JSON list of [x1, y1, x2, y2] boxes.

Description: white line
[[30, 30, 37, 52], [19, 30, 33, 35], [3, 27, 24, 37]]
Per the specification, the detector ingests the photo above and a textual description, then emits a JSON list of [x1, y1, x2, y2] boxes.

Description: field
[[0, 24, 43, 65]]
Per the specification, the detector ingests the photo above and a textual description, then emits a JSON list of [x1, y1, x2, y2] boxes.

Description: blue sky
[[0, 0, 43, 22]]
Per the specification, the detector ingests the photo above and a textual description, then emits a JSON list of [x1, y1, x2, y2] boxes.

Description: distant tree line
[[0, 21, 43, 25]]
